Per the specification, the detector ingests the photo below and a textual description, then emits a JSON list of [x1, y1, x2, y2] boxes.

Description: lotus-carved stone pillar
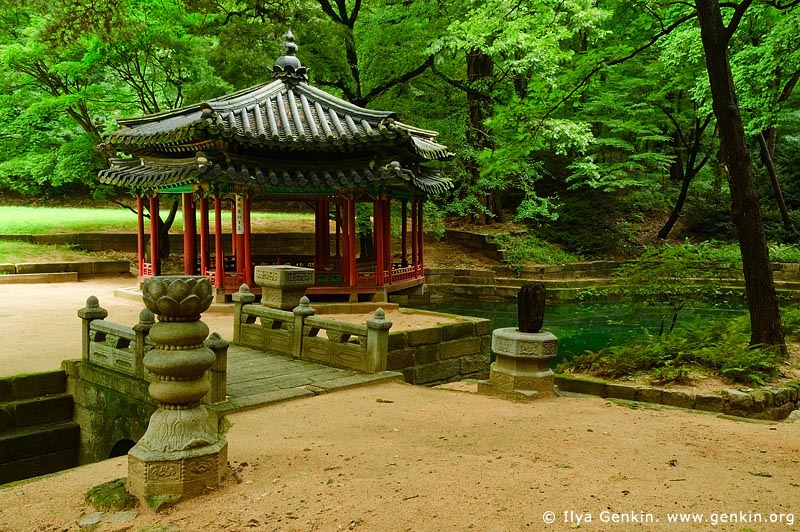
[[127, 276, 227, 503]]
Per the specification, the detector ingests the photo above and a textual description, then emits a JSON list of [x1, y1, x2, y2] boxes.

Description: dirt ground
[[1, 278, 800, 531], [1, 382, 799, 532]]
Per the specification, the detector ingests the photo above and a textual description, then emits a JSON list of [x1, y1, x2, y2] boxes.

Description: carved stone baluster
[[78, 296, 108, 363], [127, 275, 227, 503]]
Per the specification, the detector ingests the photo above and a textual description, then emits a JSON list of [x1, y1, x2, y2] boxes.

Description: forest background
[[0, 0, 799, 348]]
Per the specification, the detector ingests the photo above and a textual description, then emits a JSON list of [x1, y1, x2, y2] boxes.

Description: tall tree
[[695, 0, 784, 348]]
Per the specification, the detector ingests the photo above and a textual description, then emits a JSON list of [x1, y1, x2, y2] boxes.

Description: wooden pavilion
[[98, 32, 452, 301]]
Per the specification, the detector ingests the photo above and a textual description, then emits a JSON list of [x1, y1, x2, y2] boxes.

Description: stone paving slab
[[213, 345, 402, 417]]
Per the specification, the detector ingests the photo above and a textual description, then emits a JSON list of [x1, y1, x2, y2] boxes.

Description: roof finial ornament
[[273, 30, 308, 83]]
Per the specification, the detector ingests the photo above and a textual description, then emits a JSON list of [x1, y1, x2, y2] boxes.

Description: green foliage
[[423, 200, 445, 240], [564, 315, 784, 386], [535, 189, 629, 256], [0, 0, 797, 292], [492, 232, 582, 268], [779, 306, 800, 340], [612, 241, 738, 334]]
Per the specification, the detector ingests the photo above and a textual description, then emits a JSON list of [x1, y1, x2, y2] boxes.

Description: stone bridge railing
[[233, 285, 392, 373], [77, 296, 229, 403]]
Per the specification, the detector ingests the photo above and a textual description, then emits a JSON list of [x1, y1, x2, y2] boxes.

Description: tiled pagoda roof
[[99, 155, 453, 194], [99, 32, 453, 195], [103, 79, 451, 160]]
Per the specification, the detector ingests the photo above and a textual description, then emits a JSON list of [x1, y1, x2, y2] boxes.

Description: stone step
[[0, 394, 74, 434], [491, 277, 618, 289], [425, 282, 613, 301], [0, 421, 80, 466], [0, 447, 80, 486], [0, 371, 67, 402]]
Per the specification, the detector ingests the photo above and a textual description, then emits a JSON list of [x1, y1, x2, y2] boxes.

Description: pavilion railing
[[389, 264, 419, 283], [77, 296, 229, 403], [233, 285, 391, 373]]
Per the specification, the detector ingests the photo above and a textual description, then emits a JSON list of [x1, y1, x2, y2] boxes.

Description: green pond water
[[416, 299, 748, 365]]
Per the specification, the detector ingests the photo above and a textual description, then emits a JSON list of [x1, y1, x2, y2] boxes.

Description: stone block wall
[[64, 360, 155, 464], [422, 260, 800, 302], [444, 230, 507, 261], [0, 232, 323, 255], [0, 260, 130, 278], [386, 314, 492, 385], [555, 374, 800, 421]]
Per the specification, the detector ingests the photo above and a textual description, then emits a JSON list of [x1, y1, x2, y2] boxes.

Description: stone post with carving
[[78, 296, 108, 363], [479, 282, 558, 399], [366, 308, 392, 373], [292, 296, 316, 358], [232, 284, 256, 344], [127, 275, 228, 503], [133, 308, 155, 380]]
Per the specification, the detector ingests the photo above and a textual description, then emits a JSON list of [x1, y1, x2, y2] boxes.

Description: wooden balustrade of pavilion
[[98, 32, 453, 302]]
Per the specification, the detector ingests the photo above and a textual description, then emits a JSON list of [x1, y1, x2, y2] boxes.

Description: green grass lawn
[[0, 206, 313, 235], [0, 206, 314, 263], [0, 240, 98, 264]]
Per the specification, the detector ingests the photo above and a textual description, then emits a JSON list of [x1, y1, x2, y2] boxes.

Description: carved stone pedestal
[[255, 265, 315, 310], [478, 327, 558, 399], [127, 276, 227, 505], [127, 411, 228, 499]]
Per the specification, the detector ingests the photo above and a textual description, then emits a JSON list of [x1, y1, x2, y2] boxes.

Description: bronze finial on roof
[[273, 30, 308, 83]]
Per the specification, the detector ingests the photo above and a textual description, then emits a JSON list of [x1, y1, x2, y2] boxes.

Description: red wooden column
[[339, 198, 350, 284], [374, 199, 385, 287], [411, 199, 418, 269], [182, 192, 197, 275], [401, 200, 408, 266], [199, 196, 210, 276], [213, 196, 224, 290], [347, 197, 358, 288], [149, 194, 161, 276], [233, 195, 245, 279], [416, 198, 424, 274], [136, 196, 145, 277], [230, 198, 237, 261], [335, 202, 341, 258], [383, 198, 391, 282], [243, 194, 253, 287]]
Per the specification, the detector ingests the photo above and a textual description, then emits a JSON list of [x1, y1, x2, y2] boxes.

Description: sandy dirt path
[[1, 382, 799, 532], [0, 276, 234, 378], [1, 278, 799, 532]]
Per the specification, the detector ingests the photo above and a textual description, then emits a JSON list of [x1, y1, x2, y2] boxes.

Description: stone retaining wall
[[555, 374, 800, 421], [0, 232, 331, 255], [387, 314, 492, 385], [64, 359, 155, 464], [421, 260, 800, 302], [3, 260, 129, 276], [444, 230, 507, 261]]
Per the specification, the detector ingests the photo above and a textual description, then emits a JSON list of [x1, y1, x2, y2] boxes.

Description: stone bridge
[[1, 283, 490, 485]]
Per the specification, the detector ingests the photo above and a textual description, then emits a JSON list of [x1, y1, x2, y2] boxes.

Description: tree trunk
[[695, 0, 784, 348], [466, 48, 499, 224], [658, 155, 692, 240], [757, 132, 793, 232], [158, 199, 179, 262]]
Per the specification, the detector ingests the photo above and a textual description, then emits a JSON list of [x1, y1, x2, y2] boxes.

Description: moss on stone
[[85, 478, 137, 511], [145, 494, 182, 512]]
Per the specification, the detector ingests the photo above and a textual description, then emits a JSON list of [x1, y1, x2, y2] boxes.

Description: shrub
[[492, 232, 582, 268], [561, 315, 783, 386]]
